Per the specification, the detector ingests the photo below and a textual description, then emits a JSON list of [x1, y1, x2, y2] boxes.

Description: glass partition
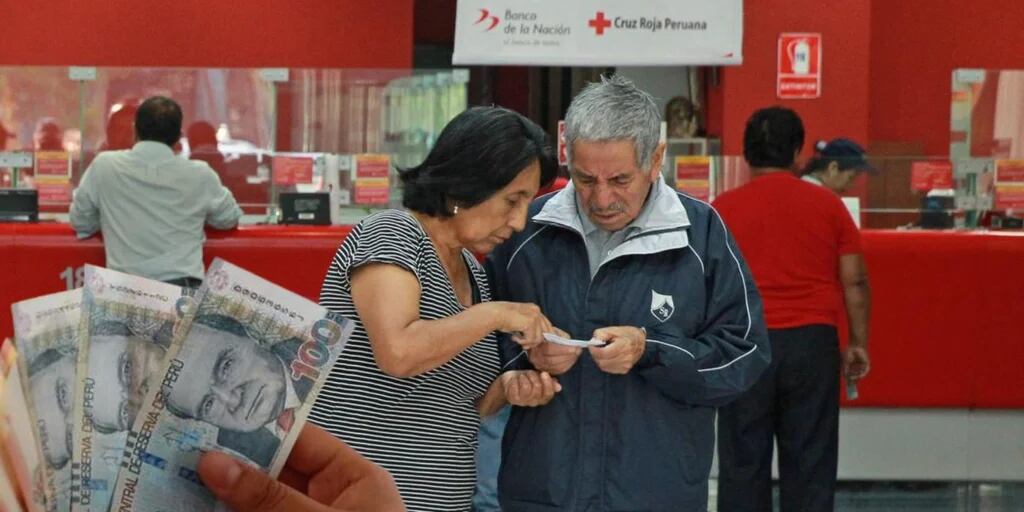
[[2, 65, 1020, 230], [949, 68, 1024, 227], [0, 66, 470, 223], [663, 154, 993, 230]]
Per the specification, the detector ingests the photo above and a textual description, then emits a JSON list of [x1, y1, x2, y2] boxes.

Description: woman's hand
[[501, 370, 561, 407], [492, 302, 553, 350]]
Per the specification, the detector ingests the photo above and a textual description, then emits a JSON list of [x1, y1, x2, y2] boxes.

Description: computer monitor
[[0, 189, 38, 222], [279, 192, 331, 225]]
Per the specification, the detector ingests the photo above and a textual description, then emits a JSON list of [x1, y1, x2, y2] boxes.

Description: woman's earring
[[453, 206, 459, 215]]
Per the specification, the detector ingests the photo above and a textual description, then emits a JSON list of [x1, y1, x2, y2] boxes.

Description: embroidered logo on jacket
[[650, 290, 675, 322]]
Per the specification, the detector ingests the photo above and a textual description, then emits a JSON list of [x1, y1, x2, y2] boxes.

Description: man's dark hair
[[399, 106, 557, 217], [743, 106, 805, 169], [134, 96, 183, 147]]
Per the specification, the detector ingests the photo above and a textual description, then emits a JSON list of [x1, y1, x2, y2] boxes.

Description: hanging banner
[[353, 154, 391, 205], [994, 160, 1024, 210], [272, 155, 315, 185], [453, 0, 743, 66], [778, 33, 822, 99], [910, 161, 954, 192], [675, 156, 711, 201]]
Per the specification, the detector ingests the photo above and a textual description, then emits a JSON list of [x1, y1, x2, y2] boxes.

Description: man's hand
[[528, 328, 582, 375], [502, 370, 561, 407], [843, 346, 870, 383], [198, 424, 405, 511], [589, 326, 646, 375]]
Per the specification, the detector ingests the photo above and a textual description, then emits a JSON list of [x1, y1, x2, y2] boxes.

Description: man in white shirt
[[70, 96, 242, 286]]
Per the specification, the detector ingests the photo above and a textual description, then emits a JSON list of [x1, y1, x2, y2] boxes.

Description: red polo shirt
[[712, 172, 862, 329]]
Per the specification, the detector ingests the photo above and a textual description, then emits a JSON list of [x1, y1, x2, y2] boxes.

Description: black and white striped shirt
[[309, 209, 500, 512]]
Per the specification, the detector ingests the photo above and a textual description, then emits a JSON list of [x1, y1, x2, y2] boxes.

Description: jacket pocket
[[605, 385, 714, 509], [499, 404, 576, 507]]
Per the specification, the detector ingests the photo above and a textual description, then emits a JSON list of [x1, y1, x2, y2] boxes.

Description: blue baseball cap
[[814, 138, 876, 174]]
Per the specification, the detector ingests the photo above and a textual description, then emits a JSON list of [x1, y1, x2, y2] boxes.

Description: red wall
[[869, 0, 1024, 155], [709, 0, 872, 157], [6, 1, 1023, 158], [0, 0, 413, 68], [415, 0, 457, 45]]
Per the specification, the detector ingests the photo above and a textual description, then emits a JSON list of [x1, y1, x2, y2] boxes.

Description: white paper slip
[[543, 333, 606, 348]]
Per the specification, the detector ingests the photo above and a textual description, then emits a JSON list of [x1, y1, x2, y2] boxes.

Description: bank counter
[[1, 223, 1022, 410]]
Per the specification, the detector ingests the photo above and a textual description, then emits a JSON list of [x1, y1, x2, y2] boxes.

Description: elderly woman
[[308, 106, 563, 511]]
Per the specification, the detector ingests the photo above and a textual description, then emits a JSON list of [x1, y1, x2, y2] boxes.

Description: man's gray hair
[[565, 75, 661, 170]]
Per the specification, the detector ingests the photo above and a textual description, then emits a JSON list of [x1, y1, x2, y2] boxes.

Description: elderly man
[[485, 75, 770, 511]]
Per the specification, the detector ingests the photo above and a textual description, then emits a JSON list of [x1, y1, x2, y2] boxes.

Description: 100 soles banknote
[[71, 266, 191, 512], [111, 259, 353, 512], [12, 290, 84, 512]]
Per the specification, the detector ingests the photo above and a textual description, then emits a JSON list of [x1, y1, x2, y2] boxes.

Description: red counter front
[[0, 222, 351, 335], [858, 231, 1024, 409], [1, 224, 1022, 409]]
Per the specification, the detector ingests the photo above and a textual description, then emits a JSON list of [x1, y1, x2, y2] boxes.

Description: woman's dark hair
[[743, 106, 805, 169], [400, 106, 557, 217]]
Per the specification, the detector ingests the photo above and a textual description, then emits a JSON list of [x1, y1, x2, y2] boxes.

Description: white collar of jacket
[[533, 176, 692, 262]]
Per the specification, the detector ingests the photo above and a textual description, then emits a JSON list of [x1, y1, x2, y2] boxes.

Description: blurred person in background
[[186, 120, 226, 174], [70, 96, 241, 287], [801, 137, 876, 194], [100, 100, 139, 152], [713, 107, 872, 512]]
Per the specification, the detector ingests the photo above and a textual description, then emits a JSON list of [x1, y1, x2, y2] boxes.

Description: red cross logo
[[588, 11, 612, 36]]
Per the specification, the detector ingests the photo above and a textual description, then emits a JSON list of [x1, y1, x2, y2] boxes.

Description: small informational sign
[[0, 152, 34, 168], [353, 154, 391, 205], [778, 33, 822, 99], [35, 151, 71, 179], [37, 182, 72, 203], [994, 160, 1024, 210], [272, 155, 315, 185], [910, 161, 954, 192], [674, 156, 711, 201]]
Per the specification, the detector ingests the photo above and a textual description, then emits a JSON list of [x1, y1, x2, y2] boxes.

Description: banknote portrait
[[165, 314, 311, 466], [26, 345, 76, 470], [86, 320, 173, 433]]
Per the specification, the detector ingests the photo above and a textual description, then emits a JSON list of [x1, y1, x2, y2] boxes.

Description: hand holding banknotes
[[589, 326, 647, 375], [198, 424, 405, 512], [493, 302, 553, 349]]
